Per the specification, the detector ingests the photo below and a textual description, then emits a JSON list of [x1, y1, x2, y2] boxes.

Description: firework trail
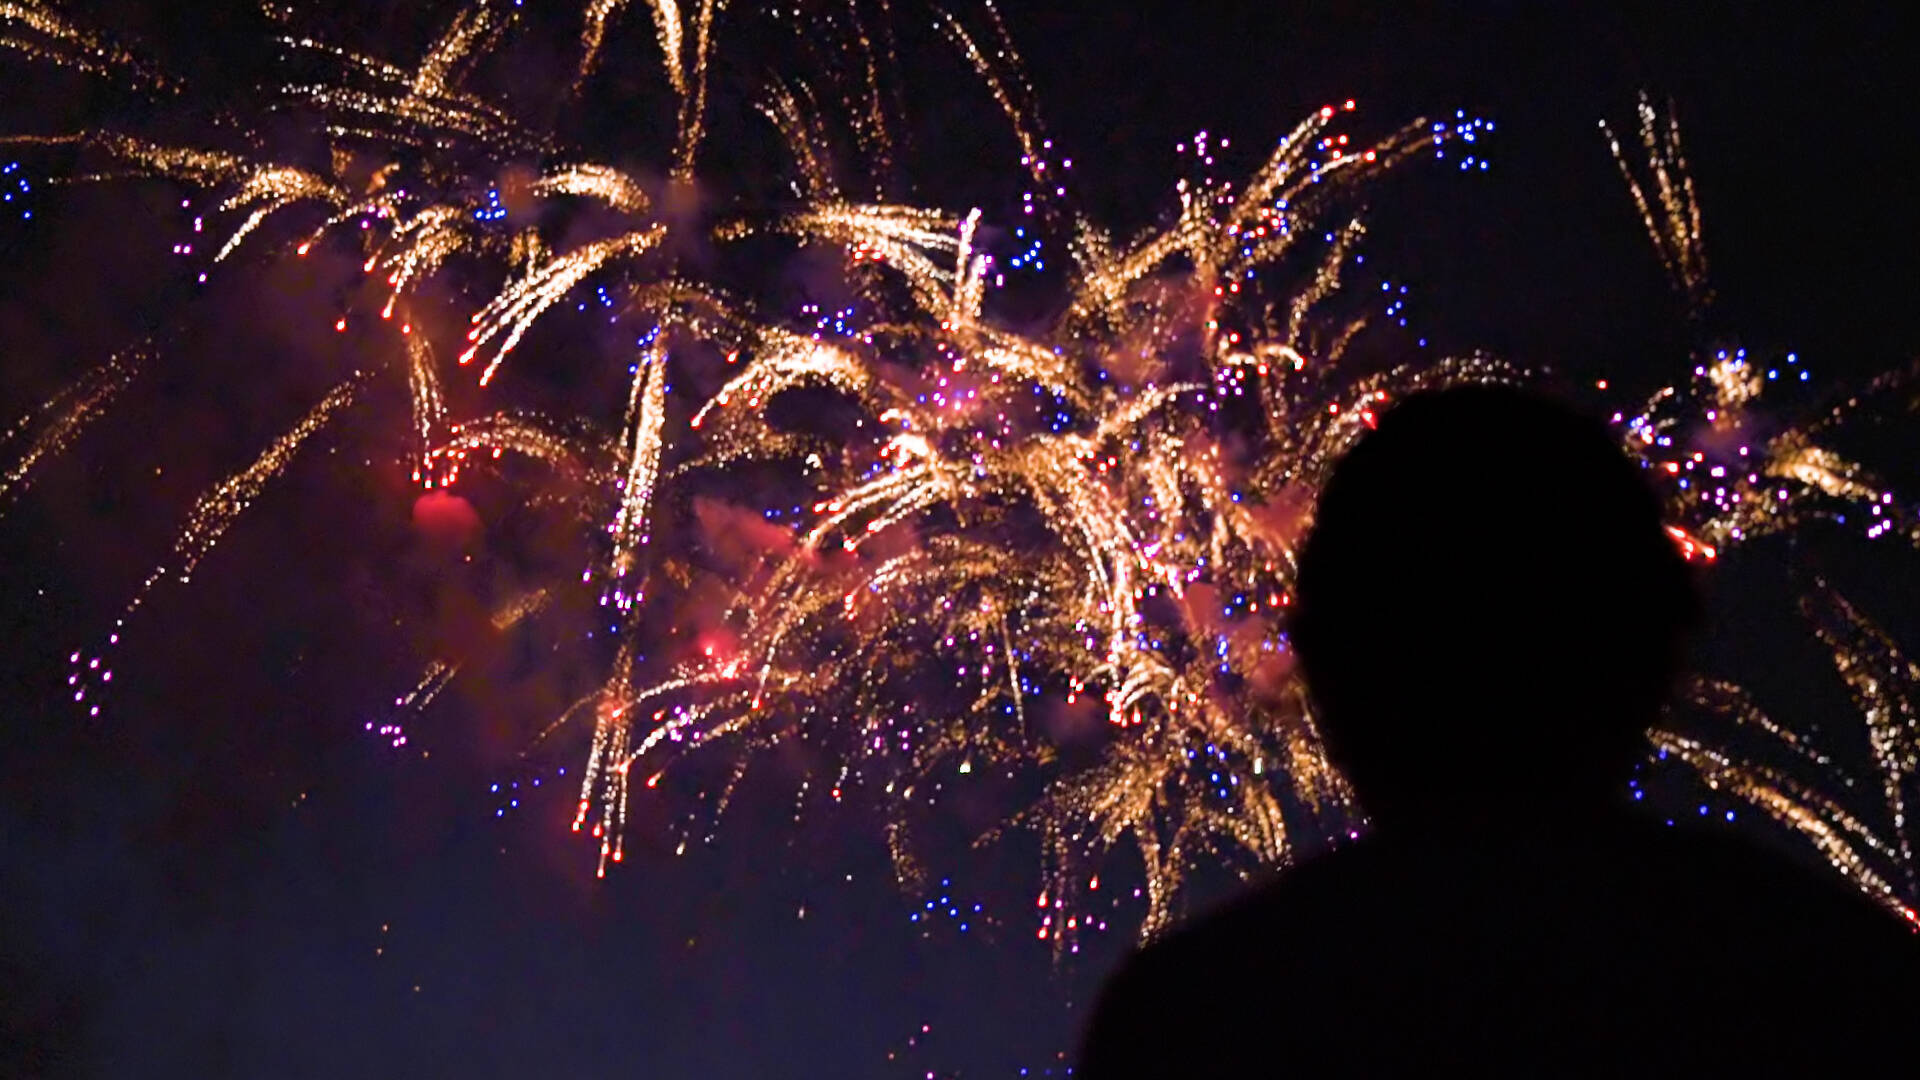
[[0, 1, 173, 91], [159, 373, 359, 580], [65, 375, 361, 718], [605, 339, 668, 608], [430, 411, 616, 489], [1805, 582, 1920, 893], [1, 346, 142, 511], [403, 323, 446, 488], [371, 660, 456, 751], [1601, 92, 1711, 314], [367, 587, 552, 752]]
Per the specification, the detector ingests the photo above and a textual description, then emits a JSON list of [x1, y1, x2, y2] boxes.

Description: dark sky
[[2, 2, 1916, 1077]]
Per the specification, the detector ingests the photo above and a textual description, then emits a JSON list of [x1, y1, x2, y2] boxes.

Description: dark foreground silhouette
[[1079, 387, 1918, 1076]]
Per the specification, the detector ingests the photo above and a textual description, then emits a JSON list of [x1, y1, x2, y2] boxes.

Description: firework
[[10, 0, 1917, 954], [1609, 97, 1920, 923]]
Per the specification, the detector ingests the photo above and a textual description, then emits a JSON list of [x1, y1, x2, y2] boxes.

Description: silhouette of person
[[1079, 385, 1917, 1077]]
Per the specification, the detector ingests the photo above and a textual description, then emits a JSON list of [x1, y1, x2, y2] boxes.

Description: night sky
[[3, 2, 1917, 1077]]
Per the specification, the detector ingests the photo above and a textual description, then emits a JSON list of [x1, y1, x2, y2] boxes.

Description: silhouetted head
[[1291, 385, 1698, 828]]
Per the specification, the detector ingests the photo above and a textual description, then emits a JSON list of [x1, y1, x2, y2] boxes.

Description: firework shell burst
[[6, 1, 1919, 950], [565, 100, 1514, 947]]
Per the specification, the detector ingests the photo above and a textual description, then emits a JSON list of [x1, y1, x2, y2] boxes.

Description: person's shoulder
[[1621, 819, 1919, 981], [1641, 820, 1911, 917], [1078, 856, 1352, 1079], [1141, 844, 1389, 961], [1094, 840, 1400, 1015]]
